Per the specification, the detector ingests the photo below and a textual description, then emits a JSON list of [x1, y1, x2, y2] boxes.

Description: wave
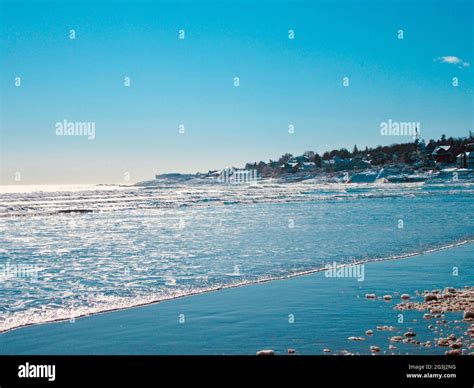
[[1, 238, 472, 335], [2, 183, 473, 218]]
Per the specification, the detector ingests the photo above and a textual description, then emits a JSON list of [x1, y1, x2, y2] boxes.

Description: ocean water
[[0, 181, 473, 334], [1, 243, 472, 355]]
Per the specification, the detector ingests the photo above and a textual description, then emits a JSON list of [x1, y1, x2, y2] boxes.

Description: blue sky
[[1, 0, 473, 184]]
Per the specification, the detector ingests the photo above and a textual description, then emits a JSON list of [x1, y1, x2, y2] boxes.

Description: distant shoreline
[[141, 166, 474, 186]]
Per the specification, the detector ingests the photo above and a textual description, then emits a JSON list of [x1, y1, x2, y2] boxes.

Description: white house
[[456, 151, 474, 169]]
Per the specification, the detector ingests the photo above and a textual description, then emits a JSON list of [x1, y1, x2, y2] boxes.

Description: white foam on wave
[[1, 238, 472, 334], [0, 184, 135, 194], [3, 181, 472, 217]]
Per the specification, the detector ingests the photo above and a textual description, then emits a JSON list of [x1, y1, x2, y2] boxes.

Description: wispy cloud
[[434, 56, 470, 68]]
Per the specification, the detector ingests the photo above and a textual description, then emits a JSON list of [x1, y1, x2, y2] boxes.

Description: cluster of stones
[[394, 286, 473, 355]]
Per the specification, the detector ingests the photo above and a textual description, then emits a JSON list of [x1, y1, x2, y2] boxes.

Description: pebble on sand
[[445, 349, 462, 356], [377, 325, 396, 331], [437, 338, 450, 347], [348, 336, 365, 341], [450, 342, 462, 349], [424, 293, 438, 302], [463, 310, 474, 321], [390, 336, 404, 343], [256, 350, 275, 356], [467, 325, 474, 336]]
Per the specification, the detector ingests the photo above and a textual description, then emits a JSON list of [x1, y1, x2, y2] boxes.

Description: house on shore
[[456, 152, 474, 169], [323, 155, 370, 171], [456, 143, 474, 169], [432, 145, 453, 164], [297, 161, 316, 171], [280, 155, 316, 173]]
